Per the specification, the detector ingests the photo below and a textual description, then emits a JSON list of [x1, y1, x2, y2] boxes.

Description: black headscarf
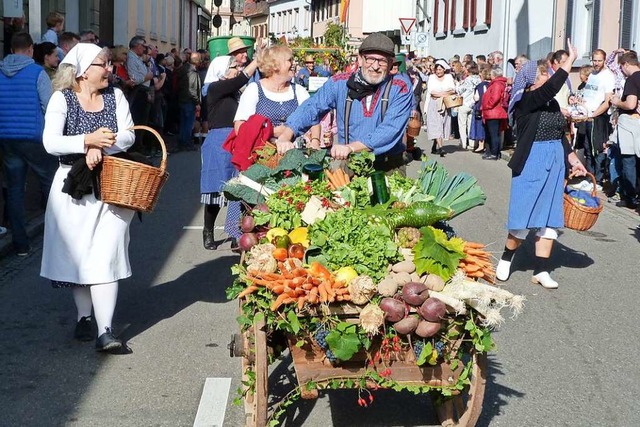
[[346, 69, 383, 100]]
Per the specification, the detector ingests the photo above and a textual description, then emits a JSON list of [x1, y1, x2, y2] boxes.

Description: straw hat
[[303, 55, 314, 63], [227, 37, 248, 55]]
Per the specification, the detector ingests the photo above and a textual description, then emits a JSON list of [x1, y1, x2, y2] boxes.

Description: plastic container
[[207, 36, 256, 59]]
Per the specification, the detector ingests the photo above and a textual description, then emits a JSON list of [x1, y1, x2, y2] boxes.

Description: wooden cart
[[228, 300, 487, 427]]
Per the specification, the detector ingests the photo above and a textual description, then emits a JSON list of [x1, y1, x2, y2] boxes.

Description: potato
[[392, 272, 413, 286], [391, 260, 416, 274], [410, 272, 421, 282], [423, 274, 445, 291], [377, 278, 399, 297]]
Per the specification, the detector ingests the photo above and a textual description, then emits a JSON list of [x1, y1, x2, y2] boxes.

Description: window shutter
[[463, 0, 469, 30], [565, 0, 574, 40], [451, 0, 457, 31], [444, 0, 450, 33], [434, 0, 440, 35], [591, 0, 601, 52], [620, 0, 633, 49], [470, 0, 477, 28], [485, 0, 492, 26]]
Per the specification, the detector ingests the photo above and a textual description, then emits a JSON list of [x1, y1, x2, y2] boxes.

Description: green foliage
[[264, 179, 334, 229], [413, 226, 466, 280], [326, 322, 361, 361], [324, 22, 346, 47], [338, 176, 371, 209], [347, 151, 375, 177]]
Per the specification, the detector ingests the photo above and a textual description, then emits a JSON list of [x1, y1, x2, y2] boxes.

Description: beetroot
[[253, 203, 269, 213], [402, 282, 429, 306], [238, 233, 258, 251], [379, 297, 407, 323], [418, 298, 447, 322], [393, 316, 419, 334], [241, 216, 256, 233], [415, 320, 441, 338], [255, 231, 268, 241]]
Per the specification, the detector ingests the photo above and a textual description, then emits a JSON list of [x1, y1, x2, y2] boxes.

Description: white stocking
[[90, 281, 119, 335], [72, 287, 93, 321]]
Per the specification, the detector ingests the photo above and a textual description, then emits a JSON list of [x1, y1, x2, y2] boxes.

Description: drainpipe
[[179, 0, 184, 50], [502, 0, 511, 57]]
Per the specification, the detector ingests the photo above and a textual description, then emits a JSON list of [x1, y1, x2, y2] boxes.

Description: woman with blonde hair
[[234, 44, 320, 153], [41, 44, 135, 353]]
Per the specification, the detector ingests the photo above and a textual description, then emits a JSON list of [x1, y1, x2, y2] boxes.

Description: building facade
[[244, 0, 269, 42], [269, 0, 312, 41], [0, 0, 209, 58]]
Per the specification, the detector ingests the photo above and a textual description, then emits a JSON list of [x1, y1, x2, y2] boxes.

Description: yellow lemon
[[335, 266, 358, 286], [266, 227, 288, 242], [288, 227, 310, 248]]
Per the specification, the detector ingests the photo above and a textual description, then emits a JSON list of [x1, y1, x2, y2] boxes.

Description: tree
[[324, 22, 345, 48]]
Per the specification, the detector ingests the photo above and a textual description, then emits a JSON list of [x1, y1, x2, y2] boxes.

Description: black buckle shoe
[[74, 316, 94, 342], [96, 327, 123, 353]]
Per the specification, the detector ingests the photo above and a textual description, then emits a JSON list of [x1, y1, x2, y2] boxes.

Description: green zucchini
[[385, 202, 452, 229]]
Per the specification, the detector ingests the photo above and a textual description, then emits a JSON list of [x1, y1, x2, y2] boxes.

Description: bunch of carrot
[[238, 259, 351, 311], [458, 241, 496, 283], [325, 168, 351, 190]]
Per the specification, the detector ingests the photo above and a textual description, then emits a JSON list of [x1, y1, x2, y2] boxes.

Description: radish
[[241, 216, 255, 233], [253, 203, 269, 213], [238, 233, 258, 251]]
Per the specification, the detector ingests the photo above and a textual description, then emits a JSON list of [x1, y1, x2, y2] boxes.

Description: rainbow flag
[[340, 0, 350, 23]]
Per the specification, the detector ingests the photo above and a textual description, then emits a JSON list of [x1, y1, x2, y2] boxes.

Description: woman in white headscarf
[[40, 43, 135, 353], [424, 59, 456, 156], [200, 54, 258, 250]]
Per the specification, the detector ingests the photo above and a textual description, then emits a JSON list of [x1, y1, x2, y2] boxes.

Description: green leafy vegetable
[[309, 208, 400, 281], [339, 176, 371, 209], [417, 157, 486, 217], [347, 151, 375, 176], [413, 226, 466, 280]]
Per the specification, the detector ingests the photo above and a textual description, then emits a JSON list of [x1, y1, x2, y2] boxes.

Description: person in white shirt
[[423, 59, 456, 156], [581, 49, 616, 186]]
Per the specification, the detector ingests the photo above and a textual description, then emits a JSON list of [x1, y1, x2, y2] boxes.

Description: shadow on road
[[477, 355, 525, 426], [510, 231, 594, 275], [117, 255, 237, 342]]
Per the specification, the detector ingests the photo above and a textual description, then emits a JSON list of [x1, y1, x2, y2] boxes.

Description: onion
[[379, 297, 407, 323], [418, 298, 447, 322], [402, 282, 429, 306], [241, 216, 256, 233], [238, 233, 258, 251]]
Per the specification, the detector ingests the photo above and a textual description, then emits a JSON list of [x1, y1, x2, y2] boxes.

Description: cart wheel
[[242, 316, 269, 427], [435, 351, 487, 427]]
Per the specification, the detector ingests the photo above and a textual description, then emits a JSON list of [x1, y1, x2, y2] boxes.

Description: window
[[433, 0, 448, 36], [589, 0, 601, 52], [150, 1, 157, 39], [620, 0, 633, 48], [161, 0, 167, 41], [565, 0, 574, 41], [451, 0, 467, 35]]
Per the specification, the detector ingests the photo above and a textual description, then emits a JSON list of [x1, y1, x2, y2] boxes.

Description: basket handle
[[566, 171, 598, 197], [127, 125, 167, 172]]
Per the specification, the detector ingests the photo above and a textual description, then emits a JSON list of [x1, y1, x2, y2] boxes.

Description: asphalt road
[[1, 136, 639, 427]]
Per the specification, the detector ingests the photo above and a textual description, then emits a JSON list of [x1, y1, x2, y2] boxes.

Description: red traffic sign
[[399, 17, 416, 34]]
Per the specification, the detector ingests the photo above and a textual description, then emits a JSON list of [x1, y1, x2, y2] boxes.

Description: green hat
[[394, 53, 406, 73]]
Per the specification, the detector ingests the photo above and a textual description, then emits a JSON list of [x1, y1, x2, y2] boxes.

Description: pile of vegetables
[[226, 155, 523, 417]]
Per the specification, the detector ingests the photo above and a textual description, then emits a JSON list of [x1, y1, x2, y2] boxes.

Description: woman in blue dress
[[469, 67, 490, 152], [495, 40, 587, 289], [200, 55, 258, 249]]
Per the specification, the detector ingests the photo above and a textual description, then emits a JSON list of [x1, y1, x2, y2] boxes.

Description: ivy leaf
[[413, 226, 465, 280]]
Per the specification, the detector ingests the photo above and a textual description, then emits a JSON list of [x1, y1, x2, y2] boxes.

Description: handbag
[[443, 94, 463, 109]]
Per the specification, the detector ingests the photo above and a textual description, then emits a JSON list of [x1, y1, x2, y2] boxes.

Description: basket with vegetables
[[224, 154, 523, 427]]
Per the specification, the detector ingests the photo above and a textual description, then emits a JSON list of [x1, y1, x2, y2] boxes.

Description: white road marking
[[183, 226, 225, 230], [193, 377, 232, 427]]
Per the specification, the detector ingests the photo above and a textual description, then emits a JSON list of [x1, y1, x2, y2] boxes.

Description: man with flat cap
[[277, 33, 413, 174]]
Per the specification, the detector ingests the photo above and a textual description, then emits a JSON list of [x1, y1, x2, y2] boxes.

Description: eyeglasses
[[363, 55, 389, 67], [89, 61, 112, 69]]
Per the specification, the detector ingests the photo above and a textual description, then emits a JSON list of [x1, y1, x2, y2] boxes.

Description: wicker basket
[[443, 94, 463, 109], [563, 172, 603, 231], [406, 116, 422, 138], [100, 125, 169, 213]]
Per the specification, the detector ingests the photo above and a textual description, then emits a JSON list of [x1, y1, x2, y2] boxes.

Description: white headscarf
[[60, 43, 104, 77], [435, 59, 451, 71], [202, 55, 233, 96]]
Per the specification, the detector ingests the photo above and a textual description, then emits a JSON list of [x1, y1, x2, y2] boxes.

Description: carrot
[[464, 241, 487, 249], [292, 277, 306, 287], [334, 169, 346, 187], [238, 285, 259, 298], [246, 276, 276, 286], [292, 268, 308, 278], [318, 282, 329, 303], [272, 284, 285, 294], [297, 297, 305, 311], [339, 169, 350, 186], [271, 293, 289, 311], [337, 294, 351, 301], [465, 248, 490, 257], [463, 264, 482, 273], [308, 287, 319, 303], [324, 169, 340, 189], [335, 287, 350, 295], [467, 271, 484, 278], [302, 283, 314, 291]]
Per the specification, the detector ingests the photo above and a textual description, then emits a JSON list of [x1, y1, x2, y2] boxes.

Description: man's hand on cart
[[276, 140, 296, 155], [331, 144, 354, 160]]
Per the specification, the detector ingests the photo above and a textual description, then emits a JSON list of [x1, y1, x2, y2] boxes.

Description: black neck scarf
[[346, 70, 383, 100]]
